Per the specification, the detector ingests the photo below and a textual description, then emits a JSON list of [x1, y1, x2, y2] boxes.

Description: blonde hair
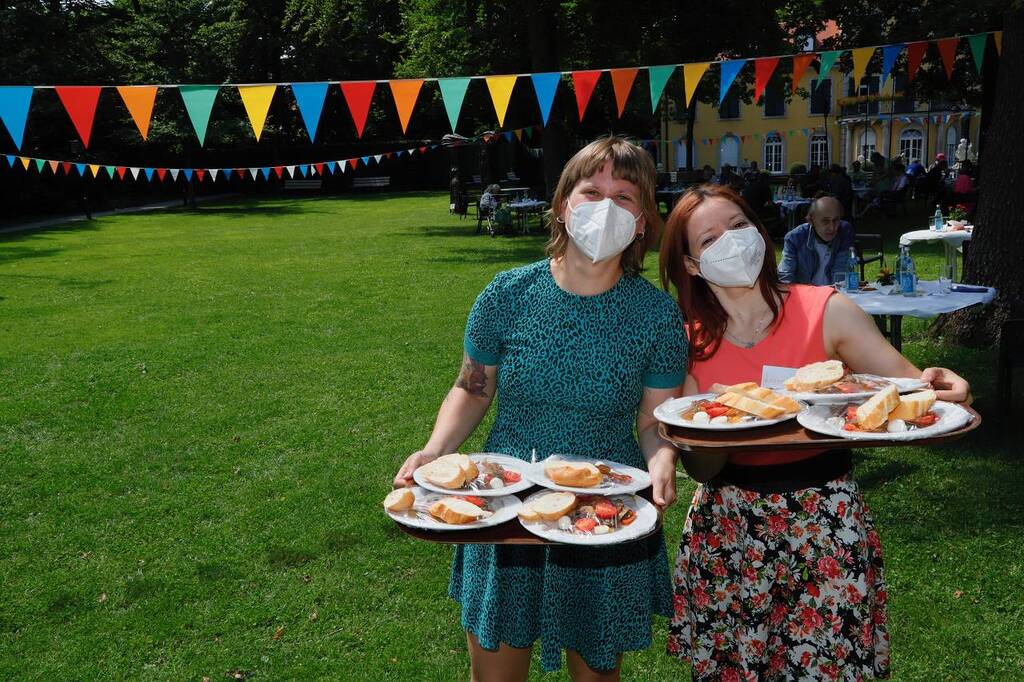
[[545, 136, 662, 274]]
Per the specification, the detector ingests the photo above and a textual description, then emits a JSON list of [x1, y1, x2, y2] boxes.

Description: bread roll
[[383, 488, 414, 512], [716, 391, 787, 419], [417, 459, 466, 489], [517, 502, 541, 522], [544, 461, 602, 488], [784, 360, 845, 392], [428, 497, 488, 524], [888, 390, 937, 421], [528, 492, 578, 521], [854, 384, 900, 430], [435, 453, 479, 482]]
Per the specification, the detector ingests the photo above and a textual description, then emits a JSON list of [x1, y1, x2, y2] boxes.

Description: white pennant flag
[[129, 167, 141, 180], [170, 168, 180, 181], [338, 160, 347, 173], [285, 165, 296, 178], [210, 168, 220, 181], [374, 154, 383, 164], [248, 168, 258, 180]]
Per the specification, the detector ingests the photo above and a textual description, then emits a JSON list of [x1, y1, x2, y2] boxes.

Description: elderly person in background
[[849, 159, 869, 185], [778, 195, 855, 285]]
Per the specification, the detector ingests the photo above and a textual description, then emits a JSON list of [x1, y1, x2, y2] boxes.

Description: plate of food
[[516, 490, 658, 546], [413, 453, 533, 496], [526, 455, 650, 495], [383, 486, 521, 531], [796, 386, 972, 440], [654, 383, 804, 430], [776, 360, 929, 403]]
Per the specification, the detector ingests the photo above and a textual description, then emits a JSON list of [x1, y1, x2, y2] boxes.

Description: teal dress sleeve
[[642, 298, 687, 389], [463, 273, 507, 366]]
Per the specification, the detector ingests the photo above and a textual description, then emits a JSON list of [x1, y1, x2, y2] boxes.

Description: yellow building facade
[[666, 65, 980, 174]]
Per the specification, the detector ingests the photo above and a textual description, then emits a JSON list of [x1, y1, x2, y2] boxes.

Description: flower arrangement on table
[[874, 266, 898, 294], [947, 205, 970, 229]]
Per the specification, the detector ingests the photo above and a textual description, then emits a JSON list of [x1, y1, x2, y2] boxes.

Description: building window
[[809, 132, 829, 168], [719, 134, 740, 170], [763, 132, 784, 173], [718, 89, 740, 120], [810, 78, 832, 115], [898, 129, 924, 165], [892, 75, 915, 114], [848, 76, 880, 115], [945, 126, 959, 160], [858, 128, 877, 161], [763, 82, 785, 117]]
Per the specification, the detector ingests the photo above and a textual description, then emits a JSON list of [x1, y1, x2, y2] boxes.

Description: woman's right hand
[[394, 450, 438, 487]]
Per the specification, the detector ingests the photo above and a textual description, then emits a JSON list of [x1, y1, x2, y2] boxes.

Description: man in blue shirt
[[777, 195, 855, 285]]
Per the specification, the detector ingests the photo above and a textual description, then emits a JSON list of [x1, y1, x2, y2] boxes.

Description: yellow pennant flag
[[238, 85, 277, 141], [116, 85, 159, 140], [88, 164, 101, 177], [683, 63, 710, 108], [513, 129, 523, 141], [485, 75, 518, 127], [20, 157, 30, 170], [994, 31, 1002, 55], [388, 79, 424, 134], [851, 47, 875, 85]]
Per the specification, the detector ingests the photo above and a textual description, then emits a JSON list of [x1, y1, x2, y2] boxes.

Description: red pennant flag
[[418, 145, 427, 154], [936, 37, 959, 80], [314, 162, 324, 175], [273, 166, 284, 178], [339, 81, 376, 138], [54, 86, 103, 148], [156, 168, 167, 182], [609, 68, 638, 117], [906, 41, 928, 81], [791, 54, 815, 94], [61, 161, 71, 175], [571, 70, 602, 121], [754, 57, 780, 102], [348, 158, 358, 170], [116, 166, 127, 180], [196, 169, 206, 182]]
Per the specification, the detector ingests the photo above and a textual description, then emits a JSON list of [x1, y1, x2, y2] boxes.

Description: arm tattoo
[[455, 356, 489, 397]]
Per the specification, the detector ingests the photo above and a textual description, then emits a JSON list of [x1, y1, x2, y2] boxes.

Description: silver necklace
[[725, 308, 773, 349]]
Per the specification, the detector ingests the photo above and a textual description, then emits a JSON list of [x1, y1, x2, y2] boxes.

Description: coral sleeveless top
[[688, 284, 836, 466]]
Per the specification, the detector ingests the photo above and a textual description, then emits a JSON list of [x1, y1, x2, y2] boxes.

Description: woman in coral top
[[658, 185, 970, 681]]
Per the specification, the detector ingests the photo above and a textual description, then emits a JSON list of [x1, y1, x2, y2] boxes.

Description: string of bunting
[[0, 32, 1000, 152]]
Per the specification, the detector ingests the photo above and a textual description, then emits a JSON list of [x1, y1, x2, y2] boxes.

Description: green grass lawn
[[1, 193, 1021, 680]]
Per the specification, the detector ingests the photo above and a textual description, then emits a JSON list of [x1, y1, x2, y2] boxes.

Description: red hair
[[659, 184, 786, 368]]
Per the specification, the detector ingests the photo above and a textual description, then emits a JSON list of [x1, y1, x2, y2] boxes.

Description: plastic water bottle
[[899, 246, 917, 296], [846, 247, 860, 292], [933, 205, 943, 231]]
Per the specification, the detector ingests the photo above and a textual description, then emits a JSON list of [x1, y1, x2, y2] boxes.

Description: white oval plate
[[654, 393, 804, 430], [526, 455, 651, 495], [779, 376, 929, 404], [413, 453, 534, 497], [796, 400, 972, 441], [517, 490, 658, 546], [386, 486, 522, 531]]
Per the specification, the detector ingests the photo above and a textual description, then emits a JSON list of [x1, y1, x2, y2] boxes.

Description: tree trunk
[[942, 7, 1024, 345], [527, 0, 568, 199]]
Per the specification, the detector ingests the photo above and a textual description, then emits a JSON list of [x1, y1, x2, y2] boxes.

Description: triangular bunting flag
[[817, 50, 842, 78], [791, 54, 815, 94], [936, 38, 959, 80], [683, 63, 710, 107], [116, 166, 127, 180], [336, 160, 347, 173], [210, 168, 220, 181], [647, 65, 675, 112], [178, 85, 220, 146], [55, 86, 102, 148], [60, 161, 71, 175], [300, 165, 309, 177], [0, 86, 34, 150], [484, 75, 517, 126], [88, 163, 100, 177], [183, 168, 194, 182], [314, 162, 324, 175], [20, 157, 30, 170], [273, 166, 284, 179], [144, 168, 154, 181], [906, 42, 928, 81], [373, 154, 382, 164], [340, 81, 376, 138], [116, 86, 158, 140], [195, 169, 206, 182], [285, 165, 296, 178], [248, 168, 257, 180], [719, 60, 747, 105], [347, 158, 358, 170], [360, 156, 370, 166], [290, 82, 329, 142], [48, 160, 59, 174], [437, 77, 470, 132], [223, 168, 233, 180], [513, 129, 523, 141], [388, 79, 423, 134], [609, 68, 638, 117], [75, 162, 86, 176], [851, 47, 875, 85], [967, 34, 987, 74], [530, 72, 560, 126], [571, 70, 602, 121], [994, 31, 1002, 56], [105, 165, 116, 177], [156, 168, 167, 181], [169, 168, 180, 181], [325, 161, 336, 174], [238, 85, 277, 141], [503, 131, 513, 142], [3, 154, 13, 167], [880, 44, 904, 86], [753, 57, 780, 102], [260, 167, 270, 180], [35, 159, 45, 173], [129, 167, 141, 180]]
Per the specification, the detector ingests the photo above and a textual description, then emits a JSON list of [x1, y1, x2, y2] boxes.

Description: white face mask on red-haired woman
[[690, 225, 765, 288]]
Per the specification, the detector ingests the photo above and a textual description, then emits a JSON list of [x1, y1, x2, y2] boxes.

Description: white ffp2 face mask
[[566, 197, 640, 263], [693, 225, 766, 287]]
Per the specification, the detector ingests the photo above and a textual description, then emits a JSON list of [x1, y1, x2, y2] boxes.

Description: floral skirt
[[667, 475, 890, 681]]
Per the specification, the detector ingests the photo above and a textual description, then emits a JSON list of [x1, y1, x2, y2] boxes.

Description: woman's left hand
[[921, 366, 972, 404], [647, 449, 678, 510]]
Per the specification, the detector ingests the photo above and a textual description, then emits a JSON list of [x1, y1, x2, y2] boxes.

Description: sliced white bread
[[517, 501, 541, 522], [721, 382, 802, 415], [435, 453, 479, 482], [783, 360, 845, 392], [854, 384, 901, 430], [417, 459, 466, 489], [544, 461, 602, 488], [383, 488, 415, 512], [428, 497, 488, 524], [716, 391, 787, 419], [888, 390, 937, 421], [529, 492, 578, 521]]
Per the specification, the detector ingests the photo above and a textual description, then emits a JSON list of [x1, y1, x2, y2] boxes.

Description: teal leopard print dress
[[448, 259, 687, 672]]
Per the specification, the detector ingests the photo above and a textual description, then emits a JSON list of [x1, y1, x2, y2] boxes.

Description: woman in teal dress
[[394, 137, 687, 680]]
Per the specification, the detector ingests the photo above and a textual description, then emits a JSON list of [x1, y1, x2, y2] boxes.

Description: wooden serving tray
[[393, 488, 661, 545], [658, 405, 982, 455]]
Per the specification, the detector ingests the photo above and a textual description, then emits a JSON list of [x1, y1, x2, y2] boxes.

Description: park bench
[[283, 178, 322, 191], [352, 176, 391, 190]]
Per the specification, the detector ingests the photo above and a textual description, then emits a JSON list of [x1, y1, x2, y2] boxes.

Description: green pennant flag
[[524, 127, 533, 140], [648, 65, 676, 112], [34, 158, 45, 173], [817, 50, 843, 78], [105, 165, 115, 178], [178, 85, 220, 146], [967, 34, 987, 74], [438, 77, 471, 132]]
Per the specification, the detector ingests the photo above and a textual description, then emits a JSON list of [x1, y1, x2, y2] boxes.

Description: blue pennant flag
[[325, 161, 335, 174], [223, 168, 233, 180], [719, 60, 747, 105], [397, 149, 405, 157], [260, 167, 271, 180], [144, 168, 155, 181], [504, 131, 513, 142], [880, 44, 905, 86], [0, 86, 35, 150], [4, 154, 14, 167], [290, 82, 329, 142], [530, 72, 561, 126], [296, 164, 306, 177], [184, 169, 194, 182], [360, 156, 370, 165], [74, 162, 86, 176]]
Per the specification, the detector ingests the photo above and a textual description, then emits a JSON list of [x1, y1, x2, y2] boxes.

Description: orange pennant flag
[[19, 157, 29, 170], [609, 68, 638, 117], [851, 47, 875, 85], [683, 63, 710, 108], [388, 79, 424, 134], [791, 54, 815, 94], [48, 160, 58, 174], [116, 86, 158, 140]]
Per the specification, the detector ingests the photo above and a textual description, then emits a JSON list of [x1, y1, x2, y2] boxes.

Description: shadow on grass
[[425, 243, 547, 266], [0, 245, 66, 265]]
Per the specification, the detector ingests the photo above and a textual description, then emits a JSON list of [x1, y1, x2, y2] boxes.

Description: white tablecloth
[[899, 228, 973, 247], [778, 198, 812, 212], [847, 280, 996, 318]]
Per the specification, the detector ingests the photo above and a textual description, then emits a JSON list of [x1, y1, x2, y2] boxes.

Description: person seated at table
[[478, 183, 502, 214], [742, 160, 761, 186], [799, 165, 821, 197], [822, 163, 854, 217], [952, 159, 978, 217], [849, 159, 869, 185], [658, 183, 971, 681], [701, 164, 718, 184], [778, 194, 854, 285]]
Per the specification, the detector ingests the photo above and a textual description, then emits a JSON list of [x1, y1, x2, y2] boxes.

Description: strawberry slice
[[500, 469, 521, 484], [907, 412, 938, 428], [462, 495, 486, 507], [705, 406, 730, 418], [594, 501, 618, 520], [574, 517, 597, 533]]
